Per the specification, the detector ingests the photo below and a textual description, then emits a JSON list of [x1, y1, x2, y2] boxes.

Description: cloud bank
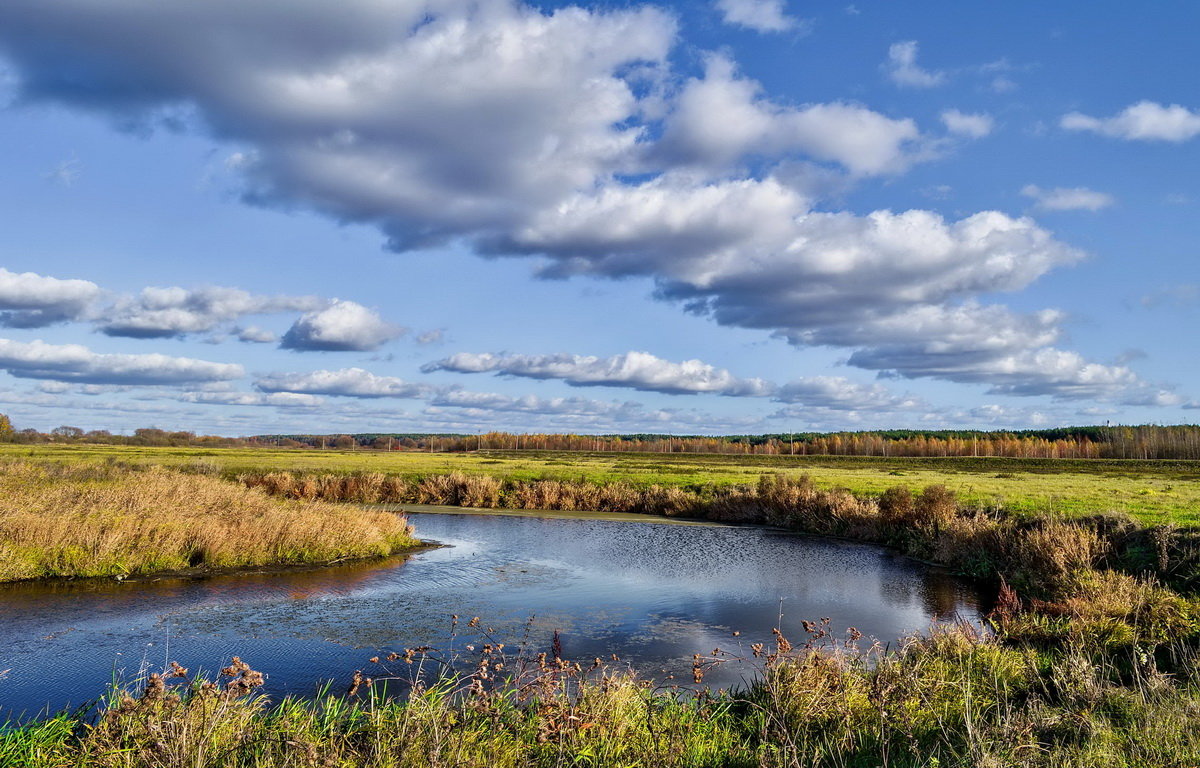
[[0, 268, 101, 328], [0, 338, 243, 385], [425, 350, 775, 397], [256, 367, 431, 398], [0, 0, 1173, 407]]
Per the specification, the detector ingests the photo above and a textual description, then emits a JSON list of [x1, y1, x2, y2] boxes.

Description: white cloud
[[774, 376, 922, 411], [280, 299, 405, 351], [1021, 184, 1114, 212], [430, 389, 644, 417], [883, 41, 945, 89], [714, 0, 798, 33], [940, 109, 993, 139], [99, 285, 320, 338], [425, 350, 775, 397], [256, 367, 432, 398], [0, 0, 1168, 407], [181, 390, 323, 407], [0, 0, 677, 250], [510, 183, 1080, 336], [0, 338, 243, 385], [424, 389, 760, 431], [659, 56, 924, 177], [494, 176, 1167, 401], [1061, 101, 1200, 142], [0, 267, 101, 328]]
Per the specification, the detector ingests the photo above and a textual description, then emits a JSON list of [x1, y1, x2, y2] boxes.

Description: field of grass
[[0, 460, 419, 581], [3, 443, 1199, 524]]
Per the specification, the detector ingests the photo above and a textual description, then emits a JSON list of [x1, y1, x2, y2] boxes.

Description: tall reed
[[0, 461, 419, 581]]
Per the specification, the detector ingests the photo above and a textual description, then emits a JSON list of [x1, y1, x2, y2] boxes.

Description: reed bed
[[0, 461, 419, 581]]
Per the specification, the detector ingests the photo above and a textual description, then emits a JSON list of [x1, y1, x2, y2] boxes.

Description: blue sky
[[0, 0, 1196, 436]]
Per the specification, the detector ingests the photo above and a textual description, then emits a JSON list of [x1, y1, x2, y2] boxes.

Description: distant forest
[[5, 413, 1198, 459], [249, 426, 1200, 460]]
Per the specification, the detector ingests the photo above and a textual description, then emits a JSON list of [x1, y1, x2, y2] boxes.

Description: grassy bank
[[5, 607, 1200, 766], [0, 461, 419, 582], [2, 443, 1198, 522]]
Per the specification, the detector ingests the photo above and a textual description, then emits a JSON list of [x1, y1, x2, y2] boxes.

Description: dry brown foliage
[[0, 461, 417, 581]]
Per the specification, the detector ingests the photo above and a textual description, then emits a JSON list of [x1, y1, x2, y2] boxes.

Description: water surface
[[0, 509, 985, 717]]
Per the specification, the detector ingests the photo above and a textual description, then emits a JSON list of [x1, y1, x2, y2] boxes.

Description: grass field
[[3, 443, 1199, 524]]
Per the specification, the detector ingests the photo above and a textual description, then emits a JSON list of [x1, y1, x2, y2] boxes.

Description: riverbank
[[0, 461, 420, 582]]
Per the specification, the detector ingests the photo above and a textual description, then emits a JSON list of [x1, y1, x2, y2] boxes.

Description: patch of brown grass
[[0, 461, 418, 581]]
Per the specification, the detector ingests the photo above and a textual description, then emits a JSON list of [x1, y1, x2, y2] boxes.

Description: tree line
[[5, 414, 1200, 459]]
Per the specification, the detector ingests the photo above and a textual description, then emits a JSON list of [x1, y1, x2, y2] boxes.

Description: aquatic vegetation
[[7, 610, 1200, 767], [0, 461, 419, 581]]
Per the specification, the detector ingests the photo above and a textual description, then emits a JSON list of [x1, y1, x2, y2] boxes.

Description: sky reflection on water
[[0, 510, 985, 717]]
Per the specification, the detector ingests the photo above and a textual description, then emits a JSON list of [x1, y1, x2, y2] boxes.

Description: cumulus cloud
[[883, 41, 945, 88], [508, 186, 1080, 337], [424, 389, 759, 431], [425, 350, 775, 397], [99, 285, 320, 338], [430, 389, 644, 417], [840, 305, 1174, 405], [714, 0, 798, 33], [181, 390, 323, 407], [0, 0, 1168, 405], [1062, 101, 1200, 142], [280, 300, 405, 351], [940, 109, 993, 139], [0, 267, 101, 328], [256, 367, 432, 398], [658, 56, 924, 177], [0, 0, 677, 250], [1021, 184, 1114, 212], [0, 338, 243, 385], [495, 176, 1166, 401], [774, 376, 922, 411]]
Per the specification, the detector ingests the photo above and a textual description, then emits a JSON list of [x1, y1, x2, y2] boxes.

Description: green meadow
[[2, 443, 1198, 524]]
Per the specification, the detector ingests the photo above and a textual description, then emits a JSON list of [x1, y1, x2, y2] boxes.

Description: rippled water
[[0, 509, 986, 717]]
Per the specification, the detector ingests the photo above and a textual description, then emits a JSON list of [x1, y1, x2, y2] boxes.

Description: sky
[[0, 0, 1197, 436]]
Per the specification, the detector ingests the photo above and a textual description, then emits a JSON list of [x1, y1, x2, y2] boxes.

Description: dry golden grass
[[0, 461, 418, 581]]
